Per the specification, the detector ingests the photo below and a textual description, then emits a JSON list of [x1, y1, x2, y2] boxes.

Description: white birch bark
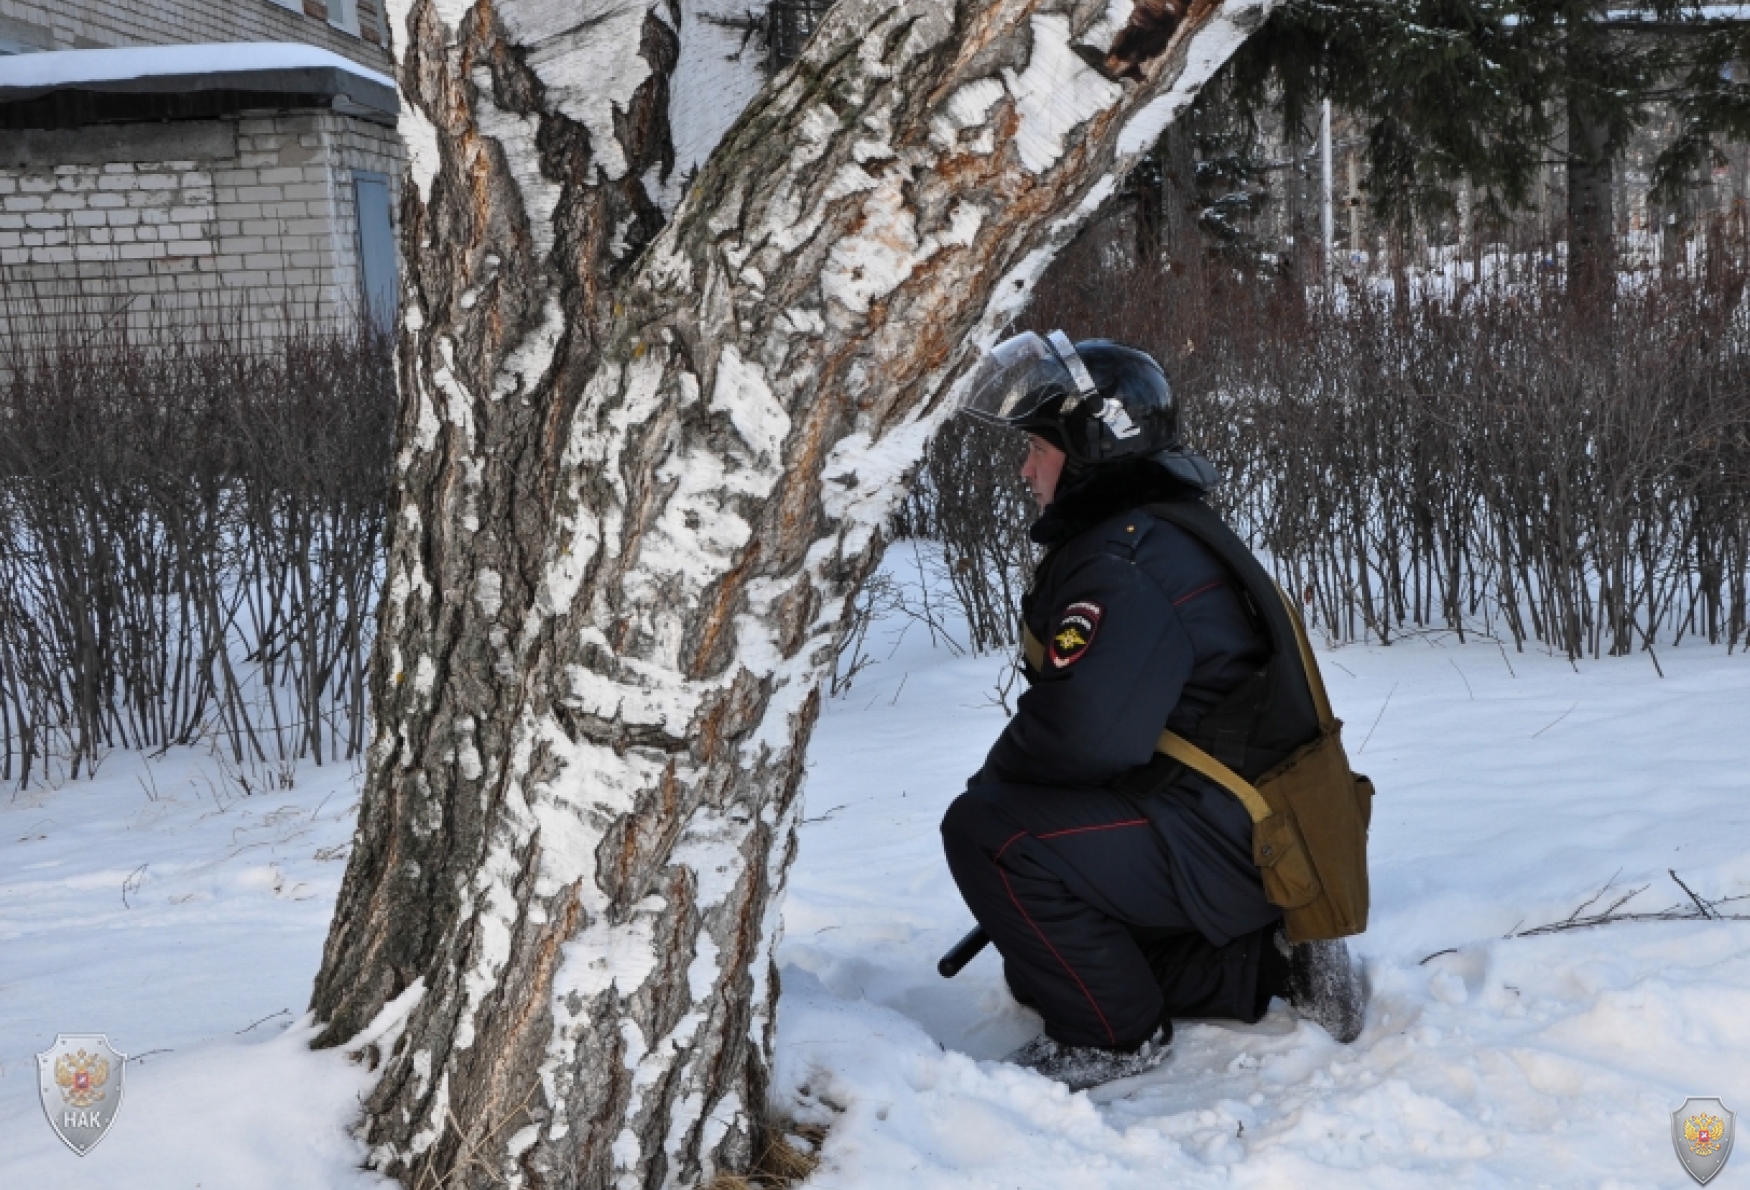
[[310, 0, 1276, 1186]]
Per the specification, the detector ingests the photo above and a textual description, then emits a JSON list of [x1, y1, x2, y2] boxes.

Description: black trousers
[[942, 780, 1277, 1049]]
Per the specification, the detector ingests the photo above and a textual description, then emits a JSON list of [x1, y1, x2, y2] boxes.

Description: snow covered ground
[[3, 555, 1749, 1188], [0, 746, 385, 1186], [781, 600, 1750, 1189]]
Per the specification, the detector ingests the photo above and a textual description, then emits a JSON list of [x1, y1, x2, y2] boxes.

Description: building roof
[[0, 43, 397, 125]]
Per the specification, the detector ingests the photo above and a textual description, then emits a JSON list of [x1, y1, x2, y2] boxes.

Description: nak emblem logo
[[36, 1034, 127, 1155], [1672, 1097, 1736, 1185]]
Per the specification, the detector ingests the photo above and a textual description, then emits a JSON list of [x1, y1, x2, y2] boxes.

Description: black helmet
[[960, 330, 1218, 489]]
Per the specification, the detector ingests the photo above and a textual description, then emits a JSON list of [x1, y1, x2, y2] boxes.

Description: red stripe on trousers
[[997, 865, 1118, 1045], [1035, 818, 1149, 841]]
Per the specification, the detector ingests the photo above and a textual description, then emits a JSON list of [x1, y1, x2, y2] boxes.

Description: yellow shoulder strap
[[1274, 582, 1335, 733], [1150, 586, 1333, 825], [1155, 730, 1273, 824], [1022, 623, 1044, 671]]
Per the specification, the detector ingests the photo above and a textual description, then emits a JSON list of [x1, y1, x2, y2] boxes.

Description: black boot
[[1005, 1023, 1172, 1091], [1271, 929, 1366, 1043]]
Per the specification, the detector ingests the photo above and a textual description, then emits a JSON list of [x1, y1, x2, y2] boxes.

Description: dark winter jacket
[[975, 460, 1281, 943]]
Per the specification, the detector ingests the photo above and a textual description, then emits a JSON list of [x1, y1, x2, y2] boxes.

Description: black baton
[[937, 926, 989, 978]]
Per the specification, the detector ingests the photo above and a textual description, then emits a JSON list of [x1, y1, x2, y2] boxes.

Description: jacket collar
[[1030, 459, 1203, 547]]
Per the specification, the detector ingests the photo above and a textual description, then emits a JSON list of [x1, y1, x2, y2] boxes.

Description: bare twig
[[1670, 869, 1715, 920], [1357, 682, 1398, 755], [1531, 701, 1579, 739], [121, 863, 149, 909], [983, 659, 1023, 718], [1565, 868, 1625, 922], [1509, 871, 1750, 937], [1495, 640, 1516, 679]]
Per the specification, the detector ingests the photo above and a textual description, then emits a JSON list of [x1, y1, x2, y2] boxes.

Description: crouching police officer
[[940, 331, 1369, 1090]]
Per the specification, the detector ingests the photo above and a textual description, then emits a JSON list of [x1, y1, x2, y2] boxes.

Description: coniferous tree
[[1187, 0, 1749, 286]]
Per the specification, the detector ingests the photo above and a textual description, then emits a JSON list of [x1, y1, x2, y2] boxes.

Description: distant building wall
[[0, 0, 389, 70], [0, 109, 402, 335], [1164, 101, 1750, 277]]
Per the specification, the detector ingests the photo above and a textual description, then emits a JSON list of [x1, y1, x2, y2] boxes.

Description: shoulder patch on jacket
[[1048, 601, 1103, 667]]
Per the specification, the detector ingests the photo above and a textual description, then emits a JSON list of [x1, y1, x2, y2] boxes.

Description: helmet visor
[[959, 331, 1076, 426]]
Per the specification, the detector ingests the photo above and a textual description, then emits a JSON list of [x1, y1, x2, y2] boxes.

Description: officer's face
[[1021, 435, 1067, 510]]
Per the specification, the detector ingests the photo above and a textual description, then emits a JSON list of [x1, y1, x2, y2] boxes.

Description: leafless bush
[[894, 417, 1038, 653], [905, 225, 1750, 661], [1202, 272, 1750, 657], [830, 570, 899, 696], [0, 303, 391, 787]]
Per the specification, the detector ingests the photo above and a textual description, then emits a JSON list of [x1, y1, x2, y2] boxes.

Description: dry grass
[[698, 1123, 827, 1189]]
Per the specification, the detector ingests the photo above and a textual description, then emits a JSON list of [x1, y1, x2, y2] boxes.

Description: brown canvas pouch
[[1250, 722, 1372, 942], [1154, 587, 1374, 943], [1250, 806, 1321, 909]]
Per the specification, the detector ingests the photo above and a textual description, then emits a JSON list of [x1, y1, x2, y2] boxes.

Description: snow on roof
[[0, 43, 394, 92], [0, 43, 397, 119]]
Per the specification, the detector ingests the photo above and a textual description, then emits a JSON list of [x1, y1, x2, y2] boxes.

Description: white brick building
[[0, 2, 401, 337]]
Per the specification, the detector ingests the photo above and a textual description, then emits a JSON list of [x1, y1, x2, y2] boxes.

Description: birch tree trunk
[[308, 0, 1274, 1185]]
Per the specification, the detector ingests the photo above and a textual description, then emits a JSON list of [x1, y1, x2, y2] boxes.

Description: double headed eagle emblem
[[54, 1049, 110, 1110], [1685, 1112, 1726, 1158]]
